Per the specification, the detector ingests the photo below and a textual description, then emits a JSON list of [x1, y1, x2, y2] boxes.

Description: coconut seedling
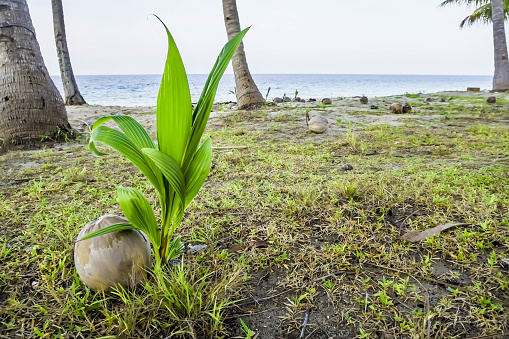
[[78, 18, 250, 276]]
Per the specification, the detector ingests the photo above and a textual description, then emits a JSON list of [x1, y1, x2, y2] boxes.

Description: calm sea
[[51, 74, 492, 107]]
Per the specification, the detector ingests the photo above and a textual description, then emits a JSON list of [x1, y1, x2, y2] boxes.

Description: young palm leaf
[[84, 19, 250, 268]]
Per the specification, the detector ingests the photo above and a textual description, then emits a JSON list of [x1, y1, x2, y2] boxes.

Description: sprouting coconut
[[306, 112, 329, 133], [74, 215, 151, 291]]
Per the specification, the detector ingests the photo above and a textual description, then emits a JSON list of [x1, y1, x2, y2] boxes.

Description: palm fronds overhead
[[439, 0, 509, 28]]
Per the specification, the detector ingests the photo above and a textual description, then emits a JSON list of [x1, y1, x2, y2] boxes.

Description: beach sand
[[66, 90, 504, 143]]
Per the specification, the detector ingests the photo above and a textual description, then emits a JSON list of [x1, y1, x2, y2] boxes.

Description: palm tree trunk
[[51, 0, 86, 105], [222, 0, 265, 110], [492, 0, 509, 91], [0, 0, 71, 144]]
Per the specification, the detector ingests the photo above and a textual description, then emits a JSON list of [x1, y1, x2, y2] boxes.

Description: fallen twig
[[398, 210, 419, 228], [383, 187, 395, 200], [14, 177, 38, 182], [224, 307, 275, 320], [229, 288, 295, 308], [299, 303, 311, 339]]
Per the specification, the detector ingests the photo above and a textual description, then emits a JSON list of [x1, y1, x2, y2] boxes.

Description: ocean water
[[51, 74, 492, 107]]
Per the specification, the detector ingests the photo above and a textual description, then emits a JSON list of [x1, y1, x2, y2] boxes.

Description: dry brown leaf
[[248, 240, 269, 249], [401, 223, 468, 242], [228, 244, 247, 253]]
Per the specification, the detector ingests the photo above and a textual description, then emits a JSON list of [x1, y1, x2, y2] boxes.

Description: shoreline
[[52, 74, 494, 107]]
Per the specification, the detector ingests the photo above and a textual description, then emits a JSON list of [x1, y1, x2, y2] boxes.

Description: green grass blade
[[184, 138, 212, 207], [117, 187, 161, 248], [89, 126, 162, 193], [78, 222, 134, 241], [92, 115, 156, 149], [154, 16, 192, 166], [184, 27, 249, 171]]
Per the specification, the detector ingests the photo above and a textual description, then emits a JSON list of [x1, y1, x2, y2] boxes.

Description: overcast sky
[[29, 0, 494, 76]]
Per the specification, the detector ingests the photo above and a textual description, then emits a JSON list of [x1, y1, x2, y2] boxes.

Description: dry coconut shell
[[308, 115, 329, 133], [74, 214, 151, 292], [389, 103, 403, 114]]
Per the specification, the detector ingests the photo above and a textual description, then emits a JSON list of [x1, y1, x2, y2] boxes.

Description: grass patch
[[1, 93, 508, 338]]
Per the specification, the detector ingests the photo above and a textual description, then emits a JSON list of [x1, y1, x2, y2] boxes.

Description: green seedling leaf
[[89, 126, 162, 192], [117, 186, 161, 248], [154, 15, 191, 166], [78, 222, 134, 241], [142, 148, 186, 210], [92, 115, 156, 149], [184, 27, 250, 171], [184, 138, 212, 207]]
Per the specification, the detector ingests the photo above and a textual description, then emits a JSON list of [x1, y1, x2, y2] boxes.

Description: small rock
[[292, 97, 301, 102], [487, 96, 496, 103], [231, 106, 238, 110], [283, 97, 291, 102], [390, 103, 403, 114], [31, 281, 38, 287], [273, 97, 283, 103], [308, 115, 329, 133], [360, 96, 368, 104], [321, 98, 332, 105], [402, 102, 412, 113], [425, 97, 433, 103], [370, 105, 378, 109], [309, 98, 317, 102], [300, 99, 306, 102], [188, 244, 207, 252], [467, 87, 480, 92], [227, 102, 236, 109], [341, 164, 353, 171]]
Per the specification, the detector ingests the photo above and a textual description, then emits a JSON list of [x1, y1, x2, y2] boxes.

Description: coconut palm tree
[[0, 0, 71, 144], [52, 0, 86, 105], [491, 0, 509, 90], [222, 0, 265, 109], [441, 0, 509, 91]]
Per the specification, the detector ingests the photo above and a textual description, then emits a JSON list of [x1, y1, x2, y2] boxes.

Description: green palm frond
[[440, 0, 509, 28]]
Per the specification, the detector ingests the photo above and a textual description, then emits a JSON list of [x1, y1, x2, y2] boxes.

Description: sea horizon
[[51, 73, 493, 107]]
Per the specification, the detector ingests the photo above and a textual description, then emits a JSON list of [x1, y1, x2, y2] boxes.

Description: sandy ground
[[66, 90, 503, 140]]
